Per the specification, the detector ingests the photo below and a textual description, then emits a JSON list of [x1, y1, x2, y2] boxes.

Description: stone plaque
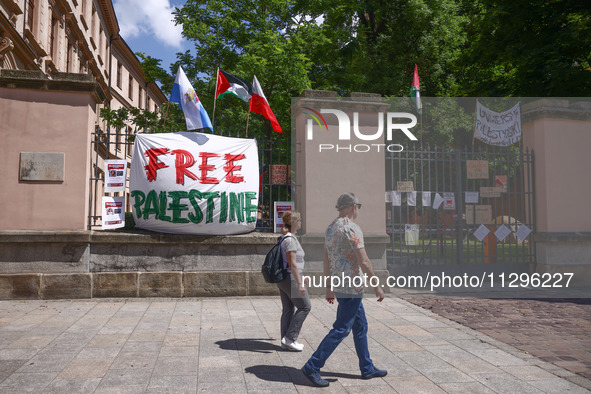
[[19, 152, 65, 182]]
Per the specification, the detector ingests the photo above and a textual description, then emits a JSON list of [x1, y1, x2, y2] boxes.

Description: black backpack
[[261, 235, 292, 283]]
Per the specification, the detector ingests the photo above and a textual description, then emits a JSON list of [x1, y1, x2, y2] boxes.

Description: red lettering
[[199, 152, 219, 184], [223, 154, 246, 183], [171, 149, 198, 185], [144, 148, 169, 181]]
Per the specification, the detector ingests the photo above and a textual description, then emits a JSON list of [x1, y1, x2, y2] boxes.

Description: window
[[27, 0, 34, 30], [147, 96, 151, 111], [116, 62, 122, 88], [138, 87, 143, 108], [128, 76, 133, 100]]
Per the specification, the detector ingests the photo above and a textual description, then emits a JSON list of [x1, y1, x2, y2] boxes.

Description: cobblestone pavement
[[0, 297, 590, 393], [403, 297, 591, 381]]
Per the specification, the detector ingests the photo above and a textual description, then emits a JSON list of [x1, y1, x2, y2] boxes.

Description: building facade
[[0, 0, 166, 230]]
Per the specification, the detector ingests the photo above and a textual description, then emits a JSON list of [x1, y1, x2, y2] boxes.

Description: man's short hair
[[336, 193, 357, 211]]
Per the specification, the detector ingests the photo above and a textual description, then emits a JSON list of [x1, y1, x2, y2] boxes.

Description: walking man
[[302, 193, 387, 387]]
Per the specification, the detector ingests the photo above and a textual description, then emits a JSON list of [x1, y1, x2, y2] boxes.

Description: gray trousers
[[276, 272, 311, 341]]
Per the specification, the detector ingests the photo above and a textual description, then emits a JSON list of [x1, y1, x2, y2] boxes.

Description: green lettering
[[202, 192, 220, 223], [143, 190, 159, 220], [244, 192, 257, 223], [229, 192, 244, 223], [130, 190, 145, 219], [188, 190, 203, 223], [169, 191, 190, 224], [159, 191, 172, 222], [219, 192, 228, 223]]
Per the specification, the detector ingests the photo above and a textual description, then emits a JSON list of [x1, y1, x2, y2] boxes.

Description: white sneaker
[[281, 337, 304, 351]]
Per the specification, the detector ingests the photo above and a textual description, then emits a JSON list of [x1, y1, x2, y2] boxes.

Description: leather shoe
[[301, 365, 329, 387], [362, 366, 388, 379]]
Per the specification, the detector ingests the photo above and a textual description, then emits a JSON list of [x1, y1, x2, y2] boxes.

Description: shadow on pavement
[[245, 365, 340, 386], [215, 338, 282, 353]]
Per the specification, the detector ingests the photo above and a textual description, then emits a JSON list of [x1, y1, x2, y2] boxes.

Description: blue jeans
[[304, 294, 374, 375]]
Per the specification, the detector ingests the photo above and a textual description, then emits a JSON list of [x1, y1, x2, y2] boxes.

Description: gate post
[[292, 91, 391, 290]]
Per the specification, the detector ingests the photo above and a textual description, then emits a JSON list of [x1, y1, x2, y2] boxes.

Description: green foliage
[[99, 105, 187, 134], [454, 0, 591, 96]]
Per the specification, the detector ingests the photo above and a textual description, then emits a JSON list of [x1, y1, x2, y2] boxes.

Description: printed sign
[[495, 175, 508, 192], [102, 196, 125, 230], [467, 160, 489, 179], [474, 101, 522, 146], [274, 201, 294, 233], [443, 193, 455, 210], [105, 160, 127, 192], [130, 132, 259, 235]]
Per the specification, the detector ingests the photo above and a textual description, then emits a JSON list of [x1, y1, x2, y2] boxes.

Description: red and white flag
[[249, 76, 282, 133]]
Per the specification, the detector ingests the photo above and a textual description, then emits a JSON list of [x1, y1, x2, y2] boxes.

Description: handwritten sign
[[467, 160, 489, 179], [480, 187, 501, 198], [397, 181, 414, 192], [474, 101, 521, 146], [130, 132, 259, 235], [271, 165, 290, 185], [466, 205, 492, 225]]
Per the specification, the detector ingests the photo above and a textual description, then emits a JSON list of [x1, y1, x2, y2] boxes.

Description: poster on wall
[[274, 201, 294, 233], [129, 132, 259, 235], [104, 160, 127, 192], [101, 196, 125, 230]]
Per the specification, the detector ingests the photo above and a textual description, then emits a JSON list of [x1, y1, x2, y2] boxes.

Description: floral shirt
[[325, 217, 365, 295]]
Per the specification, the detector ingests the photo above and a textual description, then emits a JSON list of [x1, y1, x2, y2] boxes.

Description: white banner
[[102, 196, 125, 230], [104, 160, 127, 192], [474, 101, 521, 146], [130, 132, 259, 235]]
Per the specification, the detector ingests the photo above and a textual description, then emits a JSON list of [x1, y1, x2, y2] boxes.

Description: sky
[[113, 0, 189, 75]]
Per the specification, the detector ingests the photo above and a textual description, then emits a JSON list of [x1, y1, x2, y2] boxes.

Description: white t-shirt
[[280, 233, 305, 273]]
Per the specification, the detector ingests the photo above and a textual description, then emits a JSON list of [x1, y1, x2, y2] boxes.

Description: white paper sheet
[[422, 192, 431, 207], [465, 191, 479, 204], [515, 224, 532, 242], [432, 193, 444, 210], [494, 224, 512, 241], [391, 192, 402, 207], [407, 192, 416, 206], [473, 224, 490, 242]]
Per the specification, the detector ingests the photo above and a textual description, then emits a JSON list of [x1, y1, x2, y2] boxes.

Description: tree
[[454, 0, 591, 96]]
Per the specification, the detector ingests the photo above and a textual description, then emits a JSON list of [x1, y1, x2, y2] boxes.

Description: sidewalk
[[0, 296, 589, 393]]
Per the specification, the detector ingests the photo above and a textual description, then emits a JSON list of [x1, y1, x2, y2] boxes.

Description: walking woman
[[277, 210, 311, 351]]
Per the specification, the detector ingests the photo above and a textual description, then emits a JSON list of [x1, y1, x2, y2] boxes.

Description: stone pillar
[[292, 91, 391, 290], [522, 99, 591, 286]]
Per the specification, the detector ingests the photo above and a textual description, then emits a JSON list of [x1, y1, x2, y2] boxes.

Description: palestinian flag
[[249, 76, 282, 133], [216, 69, 253, 102], [410, 64, 422, 114]]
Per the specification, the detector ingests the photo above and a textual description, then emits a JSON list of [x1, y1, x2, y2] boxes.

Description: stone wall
[[0, 231, 281, 299]]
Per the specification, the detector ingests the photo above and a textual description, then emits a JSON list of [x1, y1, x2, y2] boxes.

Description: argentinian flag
[[170, 66, 213, 131]]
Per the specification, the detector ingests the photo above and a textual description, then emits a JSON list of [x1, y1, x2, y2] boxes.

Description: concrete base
[[535, 232, 591, 286]]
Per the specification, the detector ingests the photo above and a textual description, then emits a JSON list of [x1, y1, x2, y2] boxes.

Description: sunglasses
[[354, 203, 362, 209]]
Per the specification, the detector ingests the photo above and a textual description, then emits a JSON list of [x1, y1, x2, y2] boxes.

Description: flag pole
[[245, 110, 251, 137], [212, 68, 219, 127]]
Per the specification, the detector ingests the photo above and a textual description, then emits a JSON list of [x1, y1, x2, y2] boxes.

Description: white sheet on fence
[[130, 132, 259, 235]]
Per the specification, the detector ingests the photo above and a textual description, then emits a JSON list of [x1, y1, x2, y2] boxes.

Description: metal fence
[[386, 144, 535, 276], [88, 125, 291, 231]]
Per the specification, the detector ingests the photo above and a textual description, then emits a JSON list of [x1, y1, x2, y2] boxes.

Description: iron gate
[[386, 144, 535, 276]]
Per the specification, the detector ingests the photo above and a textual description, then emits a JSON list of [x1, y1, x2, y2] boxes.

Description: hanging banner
[[102, 196, 125, 230], [130, 132, 259, 235], [474, 101, 521, 146], [104, 160, 127, 192]]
